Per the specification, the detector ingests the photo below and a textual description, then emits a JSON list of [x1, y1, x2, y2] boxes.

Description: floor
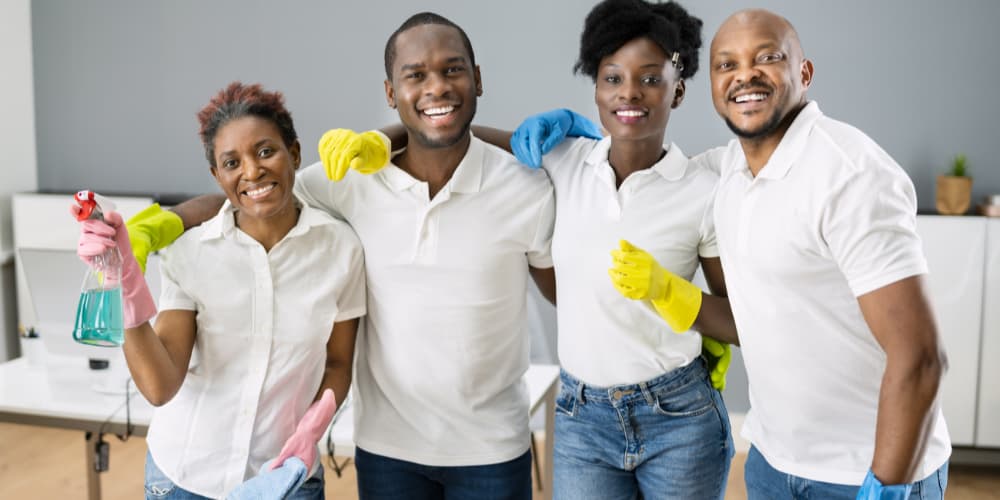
[[0, 422, 997, 499]]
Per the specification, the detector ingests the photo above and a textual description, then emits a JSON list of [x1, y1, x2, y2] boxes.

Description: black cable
[[96, 377, 134, 443]]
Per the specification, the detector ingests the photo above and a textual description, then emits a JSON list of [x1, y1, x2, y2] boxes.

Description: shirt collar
[[201, 193, 332, 242], [584, 136, 690, 181], [736, 100, 822, 180], [378, 133, 485, 194]]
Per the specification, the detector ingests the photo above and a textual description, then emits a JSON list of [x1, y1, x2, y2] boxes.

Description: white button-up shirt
[[713, 101, 951, 485], [296, 135, 555, 466], [145, 199, 366, 498], [543, 137, 719, 386]]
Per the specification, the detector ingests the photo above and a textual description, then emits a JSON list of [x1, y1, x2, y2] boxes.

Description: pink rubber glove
[[271, 388, 337, 474], [72, 205, 157, 329]]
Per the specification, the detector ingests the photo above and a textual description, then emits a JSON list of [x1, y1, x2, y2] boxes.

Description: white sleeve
[[822, 161, 928, 296], [157, 245, 196, 311], [541, 137, 598, 177], [294, 161, 348, 221], [697, 182, 720, 259], [527, 185, 555, 269], [335, 236, 367, 322], [688, 149, 724, 258], [688, 146, 727, 176]]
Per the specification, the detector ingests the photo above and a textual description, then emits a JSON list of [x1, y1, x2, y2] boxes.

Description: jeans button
[[613, 390, 623, 400]]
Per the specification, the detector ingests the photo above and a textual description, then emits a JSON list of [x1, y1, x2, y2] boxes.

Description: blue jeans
[[553, 359, 734, 500], [144, 451, 325, 499], [355, 447, 531, 500], [745, 445, 949, 499]]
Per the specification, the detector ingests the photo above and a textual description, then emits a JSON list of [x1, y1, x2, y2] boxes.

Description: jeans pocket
[[144, 457, 176, 498], [288, 476, 325, 500], [554, 384, 577, 417], [652, 378, 714, 417]]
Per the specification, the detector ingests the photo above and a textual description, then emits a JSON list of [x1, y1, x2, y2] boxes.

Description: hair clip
[[671, 52, 682, 69]]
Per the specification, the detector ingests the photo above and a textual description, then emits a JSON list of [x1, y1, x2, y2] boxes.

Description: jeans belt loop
[[639, 381, 655, 406], [575, 378, 586, 405]]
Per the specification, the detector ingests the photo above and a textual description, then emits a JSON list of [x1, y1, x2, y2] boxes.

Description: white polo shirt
[[542, 137, 718, 386], [713, 101, 951, 485], [145, 198, 366, 498], [295, 135, 555, 466]]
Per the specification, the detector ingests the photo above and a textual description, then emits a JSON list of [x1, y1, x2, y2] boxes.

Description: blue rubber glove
[[856, 469, 912, 500], [510, 108, 602, 168]]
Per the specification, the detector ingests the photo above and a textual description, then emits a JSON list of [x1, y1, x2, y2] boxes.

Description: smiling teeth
[[616, 110, 645, 117], [245, 185, 275, 197], [423, 106, 454, 116], [734, 93, 768, 103]]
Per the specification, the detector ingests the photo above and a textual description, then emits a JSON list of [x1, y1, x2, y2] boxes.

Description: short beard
[[410, 119, 473, 149], [724, 109, 785, 140]]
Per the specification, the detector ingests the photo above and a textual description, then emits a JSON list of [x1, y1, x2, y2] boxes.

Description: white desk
[[0, 356, 561, 500], [0, 355, 154, 500]]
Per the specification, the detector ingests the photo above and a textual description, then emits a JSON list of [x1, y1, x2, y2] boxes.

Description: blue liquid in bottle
[[73, 287, 124, 347]]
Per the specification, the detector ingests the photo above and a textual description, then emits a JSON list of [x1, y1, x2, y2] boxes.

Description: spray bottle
[[72, 190, 125, 347]]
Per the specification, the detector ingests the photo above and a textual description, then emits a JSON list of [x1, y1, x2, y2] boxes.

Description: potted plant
[[936, 154, 972, 215]]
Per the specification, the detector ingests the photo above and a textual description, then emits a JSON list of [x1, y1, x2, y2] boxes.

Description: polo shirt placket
[[413, 186, 448, 264]]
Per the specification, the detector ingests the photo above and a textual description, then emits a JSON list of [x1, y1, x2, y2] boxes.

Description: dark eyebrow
[[755, 42, 783, 52], [399, 62, 426, 73], [600, 62, 664, 71], [218, 138, 274, 159], [715, 42, 783, 58]]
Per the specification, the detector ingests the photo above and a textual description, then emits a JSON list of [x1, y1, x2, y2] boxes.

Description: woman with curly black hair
[[502, 1, 737, 498]]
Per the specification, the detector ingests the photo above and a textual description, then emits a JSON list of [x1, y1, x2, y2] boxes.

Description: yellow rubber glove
[[702, 336, 732, 391], [318, 128, 391, 181], [125, 204, 184, 274], [609, 239, 703, 333]]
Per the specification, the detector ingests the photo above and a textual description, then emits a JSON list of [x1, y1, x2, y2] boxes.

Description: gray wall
[[30, 1, 1000, 412], [32, 1, 1000, 206]]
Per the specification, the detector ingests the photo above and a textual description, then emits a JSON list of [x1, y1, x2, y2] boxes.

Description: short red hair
[[196, 82, 297, 167]]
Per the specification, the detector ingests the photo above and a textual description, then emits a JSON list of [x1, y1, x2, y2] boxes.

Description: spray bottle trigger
[[73, 190, 117, 221]]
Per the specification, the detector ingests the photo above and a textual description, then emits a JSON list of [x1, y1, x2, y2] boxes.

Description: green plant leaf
[[951, 154, 968, 177]]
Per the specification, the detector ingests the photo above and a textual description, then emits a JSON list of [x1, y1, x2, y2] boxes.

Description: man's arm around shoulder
[[170, 194, 227, 229]]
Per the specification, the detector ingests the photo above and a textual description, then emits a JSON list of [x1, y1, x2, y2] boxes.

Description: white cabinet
[[977, 219, 1000, 447], [916, 216, 985, 446]]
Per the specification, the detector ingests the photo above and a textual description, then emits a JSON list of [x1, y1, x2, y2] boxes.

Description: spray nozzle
[[73, 190, 117, 222]]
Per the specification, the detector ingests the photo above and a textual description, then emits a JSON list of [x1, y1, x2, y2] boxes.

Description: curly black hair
[[574, 0, 702, 81]]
